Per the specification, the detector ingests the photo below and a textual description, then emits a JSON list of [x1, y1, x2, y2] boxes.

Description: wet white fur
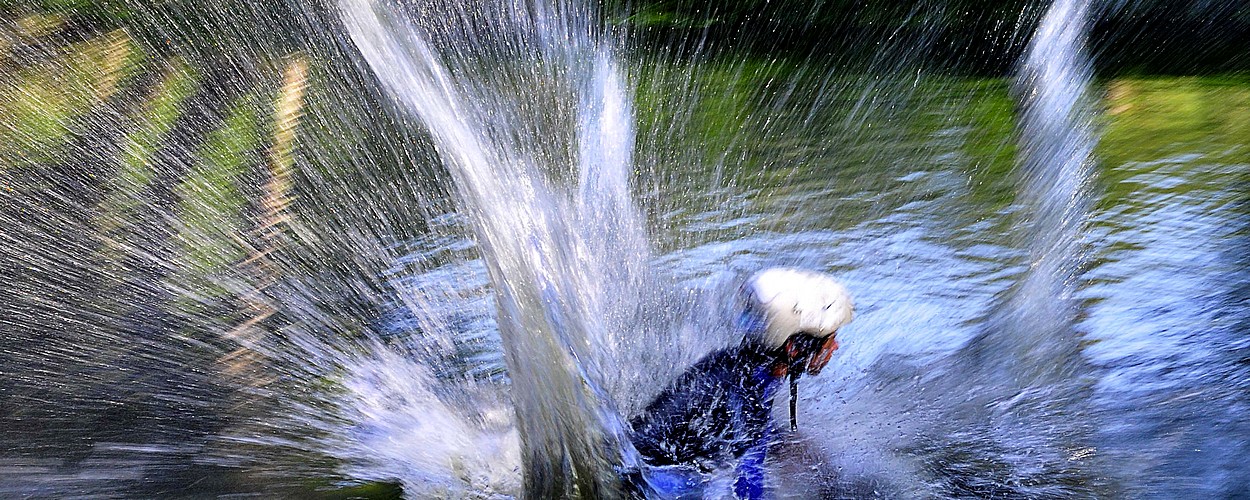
[[746, 268, 854, 349]]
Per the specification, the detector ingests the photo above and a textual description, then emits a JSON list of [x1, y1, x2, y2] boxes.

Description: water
[[2, 0, 1249, 498], [342, 0, 654, 495]]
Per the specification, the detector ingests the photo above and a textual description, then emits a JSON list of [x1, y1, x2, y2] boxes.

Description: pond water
[[1, 0, 1248, 498]]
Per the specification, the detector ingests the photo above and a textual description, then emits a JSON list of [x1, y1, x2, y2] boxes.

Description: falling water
[[981, 0, 1099, 385], [931, 0, 1105, 494], [956, 0, 1100, 433], [342, 0, 1109, 496], [342, 0, 666, 496], [768, 1, 1107, 495]]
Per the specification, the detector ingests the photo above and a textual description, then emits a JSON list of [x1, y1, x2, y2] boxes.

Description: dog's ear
[[804, 334, 840, 375], [783, 337, 801, 360]]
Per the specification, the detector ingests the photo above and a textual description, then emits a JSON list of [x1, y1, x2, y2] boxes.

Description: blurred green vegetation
[[311, 480, 404, 500], [95, 61, 197, 234], [0, 0, 134, 24], [1099, 75, 1250, 207], [633, 59, 1026, 239], [634, 56, 1247, 245], [615, 0, 1250, 74], [103, 68, 193, 221], [1102, 75, 1250, 165], [0, 30, 143, 171], [3, 1, 1247, 74], [170, 94, 262, 306]]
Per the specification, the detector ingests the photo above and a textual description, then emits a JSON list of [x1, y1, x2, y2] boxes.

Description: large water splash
[[3, 1, 1247, 497], [341, 1, 1105, 496], [995, 0, 1099, 384], [342, 0, 668, 495], [948, 0, 1104, 492], [784, 0, 1108, 496]]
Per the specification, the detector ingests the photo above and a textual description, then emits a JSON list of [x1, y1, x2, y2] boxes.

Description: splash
[[342, 0, 662, 495], [1001, 0, 1099, 382], [3, 1, 1246, 497], [945, 0, 1104, 493]]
